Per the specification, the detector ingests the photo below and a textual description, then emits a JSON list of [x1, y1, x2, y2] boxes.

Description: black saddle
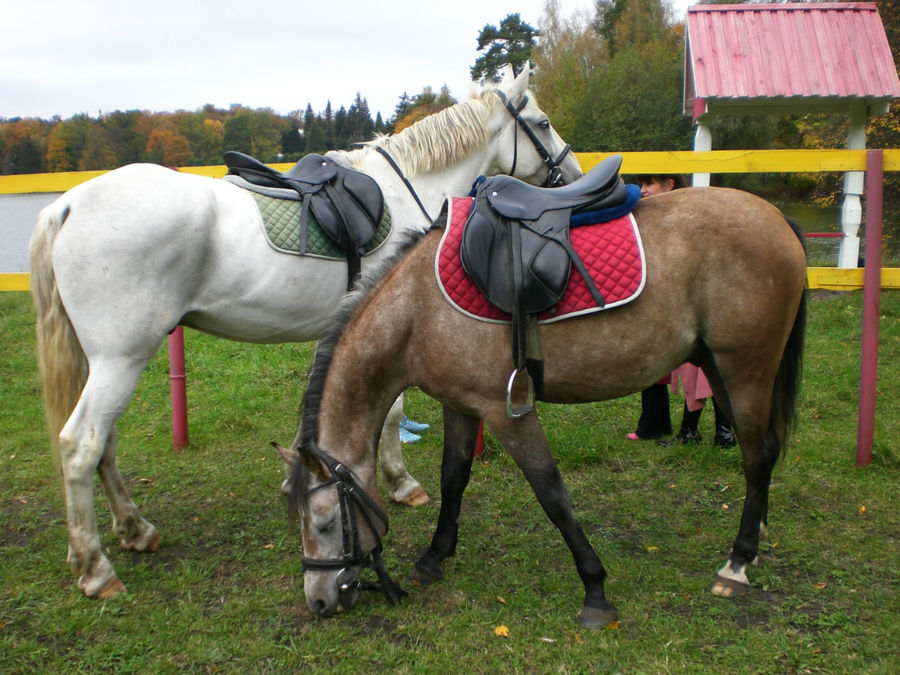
[[224, 151, 383, 288], [459, 154, 628, 416]]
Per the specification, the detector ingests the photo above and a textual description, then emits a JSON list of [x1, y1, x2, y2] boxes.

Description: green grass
[[1, 289, 899, 673]]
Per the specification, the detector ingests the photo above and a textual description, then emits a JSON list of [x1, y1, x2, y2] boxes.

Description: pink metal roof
[[684, 2, 900, 120]]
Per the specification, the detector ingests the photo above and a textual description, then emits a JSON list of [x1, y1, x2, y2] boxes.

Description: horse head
[[281, 440, 399, 617], [486, 64, 583, 187]]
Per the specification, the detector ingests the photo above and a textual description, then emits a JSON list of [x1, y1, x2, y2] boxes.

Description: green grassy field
[[1, 289, 898, 673]]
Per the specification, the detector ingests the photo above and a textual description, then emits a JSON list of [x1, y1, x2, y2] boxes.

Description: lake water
[[1, 193, 61, 273]]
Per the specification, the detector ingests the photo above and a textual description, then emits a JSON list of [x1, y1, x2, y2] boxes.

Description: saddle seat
[[483, 154, 626, 221], [224, 151, 383, 287]]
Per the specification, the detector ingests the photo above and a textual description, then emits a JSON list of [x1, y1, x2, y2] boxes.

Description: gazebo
[[683, 2, 900, 267]]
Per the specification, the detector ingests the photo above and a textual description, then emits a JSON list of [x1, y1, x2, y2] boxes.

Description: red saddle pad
[[436, 196, 645, 323]]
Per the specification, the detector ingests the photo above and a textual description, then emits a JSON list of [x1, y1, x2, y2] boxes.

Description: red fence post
[[856, 149, 883, 466], [168, 326, 189, 449]]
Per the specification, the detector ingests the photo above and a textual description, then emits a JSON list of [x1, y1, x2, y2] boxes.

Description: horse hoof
[[98, 577, 127, 598], [390, 481, 430, 507], [410, 562, 443, 587], [400, 488, 430, 507], [576, 605, 618, 629], [121, 527, 160, 553], [79, 570, 127, 598], [711, 575, 749, 598]]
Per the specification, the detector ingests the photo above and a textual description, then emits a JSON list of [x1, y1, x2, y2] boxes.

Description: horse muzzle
[[304, 566, 362, 617]]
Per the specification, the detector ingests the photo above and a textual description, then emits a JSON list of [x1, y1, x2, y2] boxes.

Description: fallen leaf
[[494, 625, 509, 638], [721, 504, 730, 511], [538, 636, 556, 643], [263, 543, 274, 550], [574, 633, 584, 644], [496, 596, 506, 605], [605, 621, 620, 631], [815, 582, 827, 590], [646, 546, 659, 552], [858, 505, 867, 515]]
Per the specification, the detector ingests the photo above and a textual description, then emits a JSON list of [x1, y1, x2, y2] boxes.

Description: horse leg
[[704, 359, 779, 598], [487, 411, 617, 629], [412, 407, 481, 584], [97, 428, 160, 553], [379, 394, 429, 506], [60, 358, 153, 597]]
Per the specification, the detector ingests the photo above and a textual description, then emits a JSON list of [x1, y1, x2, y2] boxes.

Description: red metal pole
[[474, 420, 484, 457], [856, 149, 883, 467], [168, 326, 189, 449]]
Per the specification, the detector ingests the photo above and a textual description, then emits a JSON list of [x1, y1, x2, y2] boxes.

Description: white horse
[[30, 65, 582, 599]]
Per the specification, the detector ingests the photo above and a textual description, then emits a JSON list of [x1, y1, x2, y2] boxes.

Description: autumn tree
[[392, 85, 456, 133]]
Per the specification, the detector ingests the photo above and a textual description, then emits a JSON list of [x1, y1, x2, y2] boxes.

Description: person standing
[[625, 174, 736, 448]]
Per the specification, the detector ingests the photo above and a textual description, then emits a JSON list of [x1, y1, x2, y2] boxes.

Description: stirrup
[[506, 368, 535, 418]]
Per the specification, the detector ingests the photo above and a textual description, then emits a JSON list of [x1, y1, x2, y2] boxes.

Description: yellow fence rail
[[2, 149, 897, 291]]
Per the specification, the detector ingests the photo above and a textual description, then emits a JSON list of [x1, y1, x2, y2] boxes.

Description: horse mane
[[288, 227, 432, 506], [341, 85, 500, 177]]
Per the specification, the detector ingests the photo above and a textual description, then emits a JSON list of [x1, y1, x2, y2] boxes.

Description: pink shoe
[[626, 432, 642, 441]]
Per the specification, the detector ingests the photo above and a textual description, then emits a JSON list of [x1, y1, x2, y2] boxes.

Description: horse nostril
[[310, 598, 331, 617]]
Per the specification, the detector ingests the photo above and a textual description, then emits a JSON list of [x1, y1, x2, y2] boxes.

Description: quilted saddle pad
[[435, 196, 646, 323], [249, 190, 392, 260]]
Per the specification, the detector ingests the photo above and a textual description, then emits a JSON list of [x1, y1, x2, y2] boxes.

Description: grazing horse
[[286, 185, 807, 627], [30, 65, 581, 599]]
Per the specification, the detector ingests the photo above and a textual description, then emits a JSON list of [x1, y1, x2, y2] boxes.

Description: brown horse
[[284, 186, 807, 628]]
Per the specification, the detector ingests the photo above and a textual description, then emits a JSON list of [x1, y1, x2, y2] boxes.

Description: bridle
[[376, 88, 574, 226], [299, 444, 407, 605], [495, 89, 572, 188]]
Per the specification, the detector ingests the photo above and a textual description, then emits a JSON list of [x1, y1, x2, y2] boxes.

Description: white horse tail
[[30, 198, 86, 465]]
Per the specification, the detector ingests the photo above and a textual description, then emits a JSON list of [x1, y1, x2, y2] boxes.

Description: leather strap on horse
[[375, 146, 433, 225]]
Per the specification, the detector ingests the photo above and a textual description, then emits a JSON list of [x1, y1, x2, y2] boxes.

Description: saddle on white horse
[[224, 151, 384, 287]]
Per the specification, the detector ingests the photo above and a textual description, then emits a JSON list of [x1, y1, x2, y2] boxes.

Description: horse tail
[[770, 217, 808, 450], [30, 198, 87, 467]]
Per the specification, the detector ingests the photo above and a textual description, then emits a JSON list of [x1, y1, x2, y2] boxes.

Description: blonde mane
[[343, 86, 502, 177]]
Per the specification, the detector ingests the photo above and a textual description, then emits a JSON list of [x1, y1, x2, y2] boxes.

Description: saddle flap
[[460, 204, 570, 315]]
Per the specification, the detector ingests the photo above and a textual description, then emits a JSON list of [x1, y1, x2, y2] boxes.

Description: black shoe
[[714, 426, 737, 448], [657, 429, 702, 446]]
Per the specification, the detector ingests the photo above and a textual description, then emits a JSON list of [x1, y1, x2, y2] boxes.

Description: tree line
[[0, 86, 454, 174]]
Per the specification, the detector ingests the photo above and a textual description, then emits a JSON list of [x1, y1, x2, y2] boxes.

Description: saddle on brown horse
[[459, 154, 630, 415], [224, 151, 383, 288]]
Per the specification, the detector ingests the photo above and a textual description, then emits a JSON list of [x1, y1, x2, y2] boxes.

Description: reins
[[300, 444, 407, 606]]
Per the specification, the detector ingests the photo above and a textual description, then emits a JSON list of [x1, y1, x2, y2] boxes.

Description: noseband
[[496, 89, 573, 188], [299, 445, 407, 605]]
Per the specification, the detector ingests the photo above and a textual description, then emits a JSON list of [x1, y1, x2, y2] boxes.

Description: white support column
[[692, 123, 712, 187], [839, 103, 867, 268]]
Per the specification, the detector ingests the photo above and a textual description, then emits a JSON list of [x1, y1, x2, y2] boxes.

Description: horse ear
[[503, 64, 529, 102], [271, 441, 299, 469], [499, 64, 515, 87]]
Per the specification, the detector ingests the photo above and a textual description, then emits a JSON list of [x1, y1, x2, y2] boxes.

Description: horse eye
[[538, 120, 550, 130], [315, 516, 335, 534]]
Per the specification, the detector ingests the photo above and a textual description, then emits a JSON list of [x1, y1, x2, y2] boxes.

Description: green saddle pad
[[251, 191, 392, 259]]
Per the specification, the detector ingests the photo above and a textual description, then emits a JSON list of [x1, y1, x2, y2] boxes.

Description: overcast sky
[[2, 0, 692, 122]]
